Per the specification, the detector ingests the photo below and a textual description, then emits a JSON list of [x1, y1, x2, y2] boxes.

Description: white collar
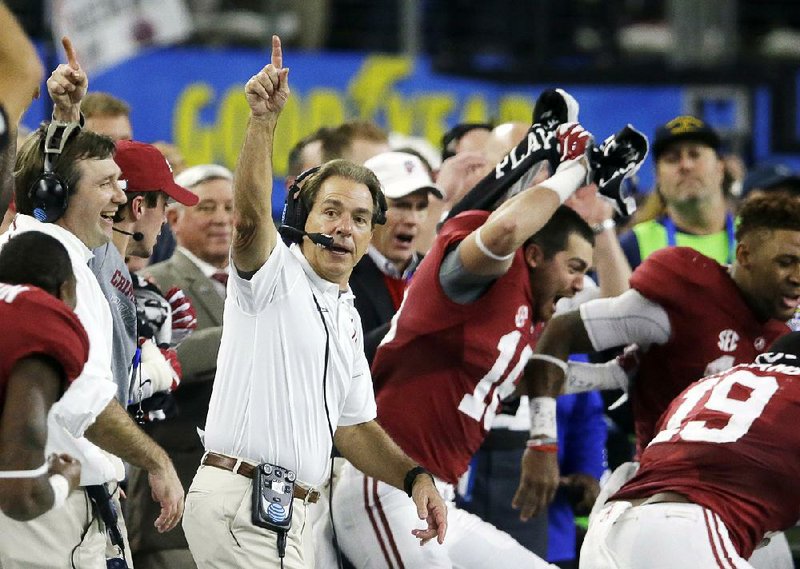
[[289, 242, 354, 301], [177, 246, 228, 279], [367, 245, 419, 280], [11, 214, 93, 263]]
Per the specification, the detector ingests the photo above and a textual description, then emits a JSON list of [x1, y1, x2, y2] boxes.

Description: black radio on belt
[[252, 462, 296, 533]]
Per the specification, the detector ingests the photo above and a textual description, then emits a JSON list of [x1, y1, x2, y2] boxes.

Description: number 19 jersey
[[373, 211, 537, 484], [614, 363, 800, 559]]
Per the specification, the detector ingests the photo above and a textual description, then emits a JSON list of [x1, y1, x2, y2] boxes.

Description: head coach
[[181, 36, 447, 569]]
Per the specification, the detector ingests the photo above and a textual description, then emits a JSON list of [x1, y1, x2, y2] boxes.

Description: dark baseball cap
[[114, 140, 199, 206], [652, 115, 721, 160], [742, 163, 800, 197]]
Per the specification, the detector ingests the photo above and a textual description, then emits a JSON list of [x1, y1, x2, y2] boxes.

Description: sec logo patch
[[515, 305, 529, 328]]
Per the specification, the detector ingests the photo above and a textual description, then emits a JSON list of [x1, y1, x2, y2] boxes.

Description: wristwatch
[[592, 218, 616, 235], [403, 466, 434, 497]]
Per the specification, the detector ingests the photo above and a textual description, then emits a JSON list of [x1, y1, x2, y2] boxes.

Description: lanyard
[[663, 213, 736, 265], [128, 346, 146, 424]]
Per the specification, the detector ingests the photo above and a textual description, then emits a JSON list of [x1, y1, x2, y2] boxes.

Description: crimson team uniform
[[581, 362, 800, 568], [333, 212, 554, 569], [580, 248, 791, 568], [627, 247, 788, 454], [0, 283, 89, 406], [374, 211, 536, 483]]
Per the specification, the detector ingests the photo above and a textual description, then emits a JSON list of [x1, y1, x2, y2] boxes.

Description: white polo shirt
[[204, 240, 377, 488], [1, 215, 121, 485]]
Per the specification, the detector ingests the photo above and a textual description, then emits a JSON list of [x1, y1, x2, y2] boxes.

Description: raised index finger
[[271, 35, 282, 69], [61, 36, 80, 70]]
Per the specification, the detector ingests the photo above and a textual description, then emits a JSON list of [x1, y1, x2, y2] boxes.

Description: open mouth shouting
[[327, 242, 353, 257], [393, 232, 415, 248]]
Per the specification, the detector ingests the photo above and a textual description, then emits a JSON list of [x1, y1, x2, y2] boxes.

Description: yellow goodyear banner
[[168, 54, 536, 175], [77, 46, 683, 210]]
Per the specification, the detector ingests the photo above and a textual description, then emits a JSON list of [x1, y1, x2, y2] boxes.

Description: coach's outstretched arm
[[46, 37, 85, 124], [335, 421, 448, 546], [0, 3, 43, 125], [0, 3, 44, 215], [232, 35, 290, 275]]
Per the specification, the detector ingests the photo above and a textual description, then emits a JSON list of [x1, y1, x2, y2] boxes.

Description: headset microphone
[[112, 227, 144, 242], [277, 225, 334, 249]]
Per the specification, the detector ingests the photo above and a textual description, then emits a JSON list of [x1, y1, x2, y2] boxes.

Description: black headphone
[[28, 121, 82, 223], [279, 165, 387, 244]]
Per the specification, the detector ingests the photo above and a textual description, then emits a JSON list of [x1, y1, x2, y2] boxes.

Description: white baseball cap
[[365, 151, 444, 200]]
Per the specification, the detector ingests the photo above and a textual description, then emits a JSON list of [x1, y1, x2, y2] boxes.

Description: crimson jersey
[[614, 363, 800, 559], [373, 211, 537, 484], [0, 283, 89, 408], [628, 247, 788, 454]]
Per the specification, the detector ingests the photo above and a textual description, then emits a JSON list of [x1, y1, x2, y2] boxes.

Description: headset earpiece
[[28, 121, 82, 223], [30, 170, 69, 223], [280, 166, 321, 242], [280, 164, 388, 237], [374, 190, 387, 226]]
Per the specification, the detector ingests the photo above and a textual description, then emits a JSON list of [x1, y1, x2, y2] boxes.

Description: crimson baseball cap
[[114, 140, 199, 206], [652, 115, 721, 160]]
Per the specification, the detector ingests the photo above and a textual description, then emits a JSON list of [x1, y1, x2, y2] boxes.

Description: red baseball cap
[[114, 140, 199, 206]]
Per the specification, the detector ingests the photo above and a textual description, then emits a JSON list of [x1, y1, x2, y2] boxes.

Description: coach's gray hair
[[171, 164, 233, 210], [175, 164, 233, 189]]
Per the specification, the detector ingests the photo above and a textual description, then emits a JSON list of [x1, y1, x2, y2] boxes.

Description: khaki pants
[[0, 485, 132, 569], [183, 465, 313, 569]]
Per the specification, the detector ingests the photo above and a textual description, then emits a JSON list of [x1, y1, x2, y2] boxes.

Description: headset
[[278, 165, 387, 247], [28, 121, 83, 223]]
